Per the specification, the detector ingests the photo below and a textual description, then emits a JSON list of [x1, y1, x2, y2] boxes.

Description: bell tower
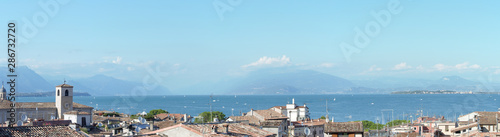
[[55, 80, 73, 119], [0, 82, 6, 100]]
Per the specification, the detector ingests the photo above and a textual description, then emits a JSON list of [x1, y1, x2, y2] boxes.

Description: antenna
[[209, 94, 214, 123], [320, 98, 334, 121]]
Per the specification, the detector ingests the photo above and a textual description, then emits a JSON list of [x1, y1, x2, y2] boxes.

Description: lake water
[[16, 94, 500, 123]]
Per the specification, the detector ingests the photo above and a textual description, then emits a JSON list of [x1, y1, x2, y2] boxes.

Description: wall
[[157, 126, 203, 137], [0, 108, 57, 123], [64, 114, 91, 126]]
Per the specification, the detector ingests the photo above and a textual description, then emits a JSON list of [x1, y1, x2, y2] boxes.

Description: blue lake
[[16, 94, 500, 123]]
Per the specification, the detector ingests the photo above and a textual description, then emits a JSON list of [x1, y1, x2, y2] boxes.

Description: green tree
[[130, 114, 138, 119], [149, 109, 168, 115], [386, 120, 410, 127], [352, 120, 384, 131], [195, 111, 226, 123], [320, 116, 326, 119], [144, 113, 155, 120]]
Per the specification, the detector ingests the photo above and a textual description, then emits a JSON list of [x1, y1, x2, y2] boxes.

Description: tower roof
[[56, 84, 73, 88], [0, 85, 5, 93]]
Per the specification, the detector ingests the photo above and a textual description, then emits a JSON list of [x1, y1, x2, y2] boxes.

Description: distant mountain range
[[0, 66, 497, 95], [0, 66, 171, 96], [225, 69, 358, 94], [219, 69, 498, 95]]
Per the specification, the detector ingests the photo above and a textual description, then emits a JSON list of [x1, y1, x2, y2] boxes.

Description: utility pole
[[320, 98, 334, 122], [382, 109, 394, 136], [325, 99, 329, 122], [209, 94, 213, 123], [376, 117, 380, 137]]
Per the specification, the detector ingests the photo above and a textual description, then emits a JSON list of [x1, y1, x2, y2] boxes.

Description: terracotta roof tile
[[73, 102, 93, 109], [56, 84, 73, 88], [154, 120, 178, 129], [324, 122, 364, 133], [228, 116, 260, 125], [293, 119, 326, 127], [260, 120, 283, 127], [253, 110, 287, 120], [451, 122, 478, 132], [0, 126, 85, 137], [64, 111, 90, 115], [476, 112, 500, 125], [93, 116, 131, 123], [146, 123, 275, 136], [154, 113, 191, 121], [0, 101, 92, 109]]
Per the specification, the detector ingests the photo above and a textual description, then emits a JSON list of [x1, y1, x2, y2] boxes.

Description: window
[[445, 125, 449, 131], [65, 90, 69, 96], [57, 90, 60, 96]]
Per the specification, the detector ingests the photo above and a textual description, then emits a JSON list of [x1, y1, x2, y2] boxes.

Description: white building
[[0, 82, 93, 126], [64, 111, 92, 127], [290, 119, 326, 137], [229, 109, 288, 137], [270, 98, 310, 122], [452, 111, 500, 136]]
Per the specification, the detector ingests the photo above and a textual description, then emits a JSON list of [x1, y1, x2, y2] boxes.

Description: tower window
[[65, 90, 69, 96], [57, 90, 60, 96]]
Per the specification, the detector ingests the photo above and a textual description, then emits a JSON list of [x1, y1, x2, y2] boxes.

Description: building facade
[[0, 83, 93, 126], [270, 98, 310, 122], [324, 121, 364, 137]]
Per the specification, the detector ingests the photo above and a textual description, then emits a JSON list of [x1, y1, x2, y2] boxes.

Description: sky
[[1, 0, 500, 89]]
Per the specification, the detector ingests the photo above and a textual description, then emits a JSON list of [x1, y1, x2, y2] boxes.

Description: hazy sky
[[2, 0, 500, 85]]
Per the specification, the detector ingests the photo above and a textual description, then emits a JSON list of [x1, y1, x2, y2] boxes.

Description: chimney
[[184, 114, 187, 122], [250, 109, 254, 116], [332, 117, 334, 122], [211, 125, 218, 134], [223, 123, 229, 133], [292, 98, 295, 104], [150, 122, 154, 131]]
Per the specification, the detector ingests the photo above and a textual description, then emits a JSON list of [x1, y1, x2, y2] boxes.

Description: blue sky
[[2, 0, 500, 88]]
